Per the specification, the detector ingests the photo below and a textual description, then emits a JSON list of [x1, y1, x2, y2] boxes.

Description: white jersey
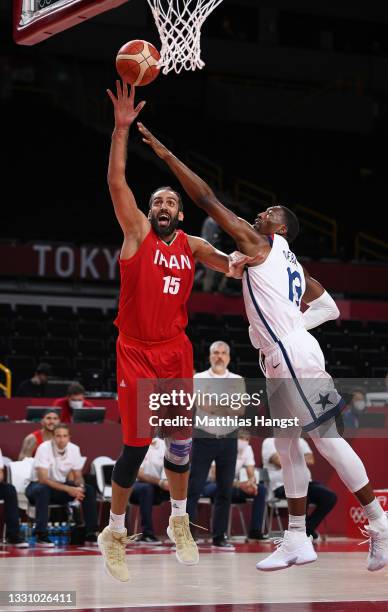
[[241, 234, 343, 432], [242, 234, 306, 351]]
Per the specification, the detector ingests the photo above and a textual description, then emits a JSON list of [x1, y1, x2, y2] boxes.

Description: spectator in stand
[[342, 390, 367, 429], [25, 423, 99, 546], [53, 382, 94, 423], [262, 437, 337, 542], [0, 448, 28, 547], [16, 363, 51, 397], [220, 15, 237, 39], [197, 216, 222, 292], [202, 431, 267, 542], [19, 410, 60, 460], [130, 438, 170, 544]]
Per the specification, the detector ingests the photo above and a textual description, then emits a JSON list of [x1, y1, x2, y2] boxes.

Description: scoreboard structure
[[13, 0, 129, 44]]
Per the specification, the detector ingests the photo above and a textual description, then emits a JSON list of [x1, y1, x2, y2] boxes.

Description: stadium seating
[[0, 303, 387, 393]]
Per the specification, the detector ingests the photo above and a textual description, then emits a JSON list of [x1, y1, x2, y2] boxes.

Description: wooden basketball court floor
[[1, 539, 387, 612]]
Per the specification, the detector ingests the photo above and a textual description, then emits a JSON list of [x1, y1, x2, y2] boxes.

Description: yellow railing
[[355, 233, 388, 262], [186, 151, 223, 191], [234, 179, 277, 209], [0, 363, 11, 399], [294, 204, 338, 255]]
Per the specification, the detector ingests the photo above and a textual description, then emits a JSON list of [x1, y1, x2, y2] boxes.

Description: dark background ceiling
[[2, 0, 388, 260]]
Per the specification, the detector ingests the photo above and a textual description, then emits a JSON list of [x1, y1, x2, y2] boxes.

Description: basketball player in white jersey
[[138, 121, 388, 572]]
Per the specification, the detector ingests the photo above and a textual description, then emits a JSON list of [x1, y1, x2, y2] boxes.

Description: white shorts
[[263, 328, 344, 431]]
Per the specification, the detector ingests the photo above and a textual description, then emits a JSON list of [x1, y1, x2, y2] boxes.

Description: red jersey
[[31, 430, 44, 455], [114, 229, 195, 342], [53, 397, 94, 423]]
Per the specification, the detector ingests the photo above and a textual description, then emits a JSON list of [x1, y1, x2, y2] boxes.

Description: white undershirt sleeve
[[302, 291, 339, 330]]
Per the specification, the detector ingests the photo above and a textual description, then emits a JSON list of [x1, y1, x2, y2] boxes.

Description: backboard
[[13, 0, 129, 45]]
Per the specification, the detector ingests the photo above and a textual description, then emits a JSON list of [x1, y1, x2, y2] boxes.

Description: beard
[[150, 213, 180, 238]]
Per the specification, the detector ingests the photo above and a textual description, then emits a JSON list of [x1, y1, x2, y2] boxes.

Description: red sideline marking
[[28, 603, 388, 612], [0, 540, 368, 557]]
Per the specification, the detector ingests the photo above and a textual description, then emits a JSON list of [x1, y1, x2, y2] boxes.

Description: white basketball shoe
[[256, 530, 317, 571], [360, 521, 388, 571]]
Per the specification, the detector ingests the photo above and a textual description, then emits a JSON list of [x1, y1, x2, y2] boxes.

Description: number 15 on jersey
[[163, 276, 181, 294]]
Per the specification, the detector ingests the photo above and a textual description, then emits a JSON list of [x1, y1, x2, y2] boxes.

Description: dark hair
[[54, 423, 70, 433], [67, 382, 85, 396], [280, 206, 300, 243], [36, 362, 51, 375], [149, 186, 183, 212], [351, 389, 365, 397], [41, 409, 59, 418]]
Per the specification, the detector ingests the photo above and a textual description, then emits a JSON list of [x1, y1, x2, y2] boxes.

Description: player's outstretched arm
[[107, 82, 149, 253], [187, 236, 254, 274], [302, 269, 340, 330], [138, 122, 266, 257]]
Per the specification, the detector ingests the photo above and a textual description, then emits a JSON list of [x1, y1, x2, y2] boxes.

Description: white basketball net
[[146, 0, 224, 74]]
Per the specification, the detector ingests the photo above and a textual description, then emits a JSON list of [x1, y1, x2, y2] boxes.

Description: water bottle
[[20, 522, 28, 543], [48, 522, 54, 544], [61, 522, 70, 546], [58, 523, 65, 546], [28, 523, 36, 547], [57, 523, 63, 546], [53, 522, 61, 546]]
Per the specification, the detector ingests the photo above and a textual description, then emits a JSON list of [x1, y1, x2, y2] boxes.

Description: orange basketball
[[116, 39, 160, 86]]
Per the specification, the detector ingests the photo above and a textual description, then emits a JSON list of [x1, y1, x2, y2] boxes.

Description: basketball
[[116, 39, 160, 86]]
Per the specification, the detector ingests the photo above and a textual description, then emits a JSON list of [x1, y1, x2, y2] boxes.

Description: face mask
[[69, 400, 83, 410], [353, 400, 366, 412], [238, 439, 249, 451]]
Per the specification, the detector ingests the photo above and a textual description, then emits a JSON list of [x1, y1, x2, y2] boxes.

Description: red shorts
[[116, 331, 194, 446]]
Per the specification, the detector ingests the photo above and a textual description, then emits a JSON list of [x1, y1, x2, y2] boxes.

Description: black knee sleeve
[[164, 457, 190, 474], [112, 444, 149, 488], [163, 437, 192, 474]]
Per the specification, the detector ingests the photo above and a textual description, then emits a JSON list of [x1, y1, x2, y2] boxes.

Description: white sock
[[109, 511, 126, 533], [288, 514, 306, 534], [363, 499, 388, 531], [171, 498, 187, 517]]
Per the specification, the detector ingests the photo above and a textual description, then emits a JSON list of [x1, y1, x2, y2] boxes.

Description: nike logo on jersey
[[273, 363, 281, 369], [119, 379, 127, 388]]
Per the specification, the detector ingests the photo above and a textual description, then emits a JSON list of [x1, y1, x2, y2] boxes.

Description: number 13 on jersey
[[287, 267, 302, 306], [163, 276, 181, 294]]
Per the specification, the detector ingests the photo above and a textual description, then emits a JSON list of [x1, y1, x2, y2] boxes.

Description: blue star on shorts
[[315, 393, 333, 410]]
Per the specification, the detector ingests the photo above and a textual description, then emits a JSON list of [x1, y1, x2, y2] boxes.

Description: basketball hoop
[[146, 0, 224, 74]]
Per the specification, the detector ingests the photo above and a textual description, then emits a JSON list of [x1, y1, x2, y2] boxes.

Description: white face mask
[[353, 400, 366, 412], [238, 439, 249, 452], [69, 400, 83, 410]]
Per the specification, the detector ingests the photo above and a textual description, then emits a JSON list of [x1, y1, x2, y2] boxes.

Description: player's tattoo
[[19, 435, 37, 460]]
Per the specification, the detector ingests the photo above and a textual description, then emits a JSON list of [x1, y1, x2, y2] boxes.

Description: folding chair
[[90, 456, 115, 526], [7, 459, 76, 527], [1, 457, 12, 542]]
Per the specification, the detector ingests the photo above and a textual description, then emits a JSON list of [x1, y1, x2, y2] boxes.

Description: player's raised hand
[[227, 251, 256, 278], [137, 122, 170, 160], [107, 81, 146, 130]]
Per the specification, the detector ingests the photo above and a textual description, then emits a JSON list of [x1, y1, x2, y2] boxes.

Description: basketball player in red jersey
[[18, 410, 60, 460], [98, 82, 249, 581]]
